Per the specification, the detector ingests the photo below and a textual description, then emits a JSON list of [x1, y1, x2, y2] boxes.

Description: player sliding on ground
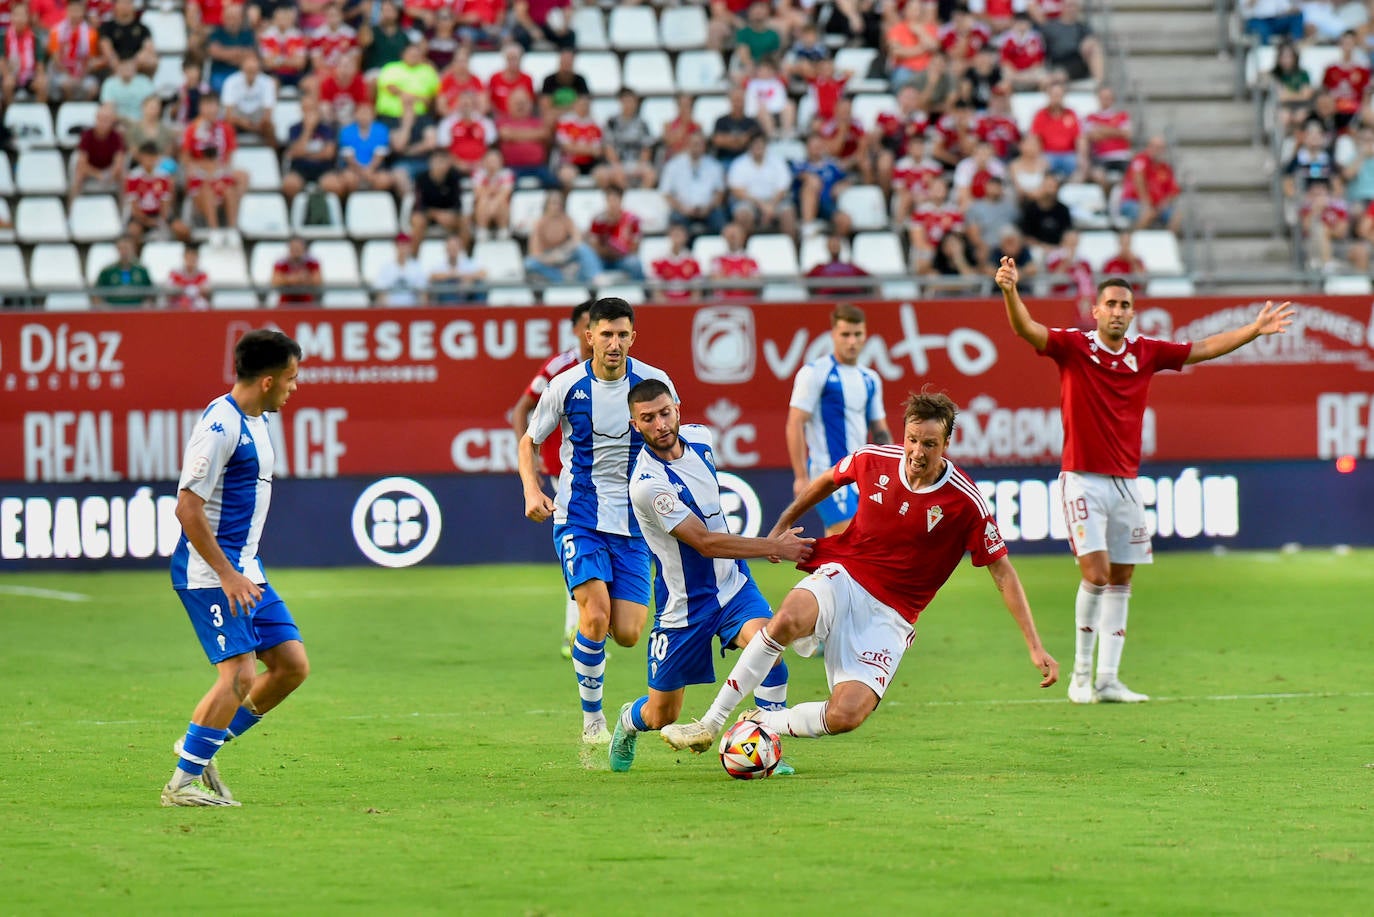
[[663, 391, 1058, 754], [608, 380, 814, 773]]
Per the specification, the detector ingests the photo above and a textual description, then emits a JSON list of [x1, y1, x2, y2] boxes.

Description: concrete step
[[1103, 0, 1217, 10], [1175, 144, 1272, 190], [1204, 236, 1295, 266], [1192, 192, 1285, 236], [1126, 55, 1237, 101], [1143, 101, 1256, 145], [1108, 12, 1222, 53]]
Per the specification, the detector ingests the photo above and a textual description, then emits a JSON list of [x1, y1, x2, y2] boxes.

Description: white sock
[[755, 701, 831, 738], [563, 597, 579, 635], [1074, 581, 1106, 678], [169, 768, 195, 789], [1095, 585, 1131, 686], [703, 629, 785, 731]]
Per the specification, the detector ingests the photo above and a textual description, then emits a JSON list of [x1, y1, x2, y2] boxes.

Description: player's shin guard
[[1095, 585, 1131, 684], [756, 701, 831, 738], [1075, 581, 1106, 677], [753, 660, 788, 712], [225, 705, 262, 740], [571, 631, 607, 724], [704, 628, 785, 731]]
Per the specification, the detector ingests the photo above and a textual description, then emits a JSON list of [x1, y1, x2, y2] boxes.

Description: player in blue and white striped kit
[[518, 298, 678, 749], [161, 329, 307, 807], [786, 303, 891, 535], [607, 379, 813, 773]]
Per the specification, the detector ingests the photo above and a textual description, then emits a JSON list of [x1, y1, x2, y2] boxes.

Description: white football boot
[[1095, 679, 1150, 703], [1067, 672, 1097, 704]]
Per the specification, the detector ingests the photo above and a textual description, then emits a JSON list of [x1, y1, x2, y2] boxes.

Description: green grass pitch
[[2, 551, 1373, 915]]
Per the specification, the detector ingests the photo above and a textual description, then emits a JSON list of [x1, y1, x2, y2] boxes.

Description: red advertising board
[[3, 296, 1373, 483]]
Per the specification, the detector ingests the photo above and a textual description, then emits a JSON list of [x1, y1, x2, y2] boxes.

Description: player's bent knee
[[609, 622, 643, 647]]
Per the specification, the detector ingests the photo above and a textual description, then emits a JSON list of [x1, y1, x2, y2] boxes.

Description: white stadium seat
[[509, 189, 548, 237], [16, 197, 71, 243], [1132, 230, 1185, 274], [290, 190, 345, 239], [572, 6, 609, 51], [543, 284, 591, 305], [835, 47, 884, 92], [676, 51, 727, 94], [1146, 276, 1197, 297], [838, 185, 890, 232], [16, 150, 69, 196], [0, 244, 30, 292], [691, 233, 727, 267], [310, 239, 363, 286], [55, 102, 99, 148], [68, 195, 124, 243], [0, 151, 13, 195], [576, 52, 622, 96], [211, 290, 261, 309], [45, 292, 93, 311], [232, 147, 284, 191], [637, 235, 670, 267], [659, 6, 709, 51], [623, 52, 676, 96], [565, 189, 606, 233], [144, 10, 189, 55], [239, 191, 292, 240], [746, 234, 800, 279], [590, 96, 620, 125], [5, 103, 56, 149], [272, 99, 303, 146], [30, 243, 85, 291], [623, 188, 669, 235], [468, 52, 503, 84], [154, 54, 185, 98], [322, 289, 372, 308], [596, 283, 646, 304], [1324, 274, 1372, 294], [141, 241, 185, 284], [200, 243, 251, 287], [638, 96, 677, 138], [1075, 230, 1121, 272], [473, 239, 525, 283], [487, 287, 538, 306], [522, 51, 561, 89], [360, 239, 396, 286], [345, 190, 400, 240], [851, 231, 907, 277], [1058, 182, 1111, 230], [609, 7, 660, 51], [250, 240, 290, 286], [417, 238, 448, 271], [800, 234, 848, 272], [851, 93, 899, 131], [691, 95, 729, 133], [84, 242, 119, 287]]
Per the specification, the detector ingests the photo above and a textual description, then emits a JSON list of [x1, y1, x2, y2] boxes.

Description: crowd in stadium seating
[[0, 0, 1188, 309]]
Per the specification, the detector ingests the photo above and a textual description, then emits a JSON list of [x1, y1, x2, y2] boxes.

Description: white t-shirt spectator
[[727, 150, 793, 200], [221, 71, 278, 118], [375, 256, 429, 306], [659, 152, 725, 211]]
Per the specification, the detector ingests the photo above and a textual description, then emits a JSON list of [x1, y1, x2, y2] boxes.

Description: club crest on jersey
[[877, 474, 890, 488], [653, 493, 676, 515], [984, 520, 1005, 553], [926, 505, 943, 531], [1123, 353, 1138, 372]]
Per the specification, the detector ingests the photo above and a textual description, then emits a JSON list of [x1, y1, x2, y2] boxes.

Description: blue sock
[[622, 695, 650, 734], [176, 722, 228, 777], [755, 660, 789, 712], [571, 630, 607, 722], [226, 706, 262, 740]]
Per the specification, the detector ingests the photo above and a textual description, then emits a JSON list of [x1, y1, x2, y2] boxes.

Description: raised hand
[[994, 255, 1019, 293], [1254, 300, 1295, 337]]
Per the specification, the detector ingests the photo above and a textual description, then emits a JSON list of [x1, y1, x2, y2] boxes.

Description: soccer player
[[994, 258, 1294, 703], [609, 380, 815, 773], [510, 299, 594, 659], [786, 304, 892, 536], [663, 391, 1058, 754], [518, 298, 678, 748], [162, 329, 308, 807]]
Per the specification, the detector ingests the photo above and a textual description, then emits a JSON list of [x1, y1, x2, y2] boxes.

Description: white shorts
[[790, 562, 915, 699], [1059, 471, 1153, 565]]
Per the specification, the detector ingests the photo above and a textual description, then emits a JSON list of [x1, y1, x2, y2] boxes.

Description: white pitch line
[[0, 585, 92, 602]]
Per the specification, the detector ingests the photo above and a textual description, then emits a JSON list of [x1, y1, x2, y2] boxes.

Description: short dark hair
[[137, 141, 159, 157], [831, 303, 866, 326], [1097, 277, 1135, 296], [571, 299, 594, 325], [589, 297, 635, 326], [902, 389, 958, 441], [235, 329, 302, 381], [627, 378, 673, 410]]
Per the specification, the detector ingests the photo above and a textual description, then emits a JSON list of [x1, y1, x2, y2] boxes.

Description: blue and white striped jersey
[[629, 425, 750, 630], [171, 394, 275, 590], [789, 354, 886, 477], [528, 357, 677, 535]]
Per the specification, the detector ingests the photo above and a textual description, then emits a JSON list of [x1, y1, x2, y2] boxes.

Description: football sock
[[619, 695, 650, 735], [703, 629, 785, 731], [1074, 581, 1106, 677], [755, 701, 831, 739], [563, 597, 579, 636], [572, 630, 606, 725], [753, 660, 789, 712], [172, 721, 228, 786], [226, 705, 262, 740], [1095, 585, 1132, 686]]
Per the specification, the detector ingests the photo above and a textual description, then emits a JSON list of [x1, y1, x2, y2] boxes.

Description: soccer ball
[[719, 719, 782, 780]]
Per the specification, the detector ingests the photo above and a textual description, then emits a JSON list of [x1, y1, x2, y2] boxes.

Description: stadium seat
[[1244, 45, 1277, 91], [153, 54, 184, 98], [565, 188, 606, 232], [44, 292, 93, 311], [576, 52, 621, 96], [16, 150, 69, 196], [68, 196, 124, 243], [838, 185, 890, 232], [1323, 274, 1372, 294], [272, 99, 303, 146], [211, 290, 261, 309], [597, 283, 645, 304], [1145, 276, 1197, 297], [851, 93, 899, 130], [84, 242, 118, 287], [0, 199, 12, 243], [746, 234, 800, 279], [572, 5, 609, 51], [55, 102, 99, 149], [851, 231, 907, 277], [800, 234, 848, 271], [238, 191, 291, 240], [623, 51, 676, 96], [691, 95, 729, 133], [0, 151, 13, 195], [676, 51, 727, 94], [543, 284, 591, 305], [691, 233, 727, 267], [200, 244, 251, 287], [360, 239, 396, 286], [144, 10, 189, 54], [624, 188, 669, 235], [250, 240, 290, 287], [523, 51, 561, 90], [310, 239, 363, 286], [290, 190, 345, 239], [638, 96, 676, 138], [141, 241, 185, 283], [762, 283, 807, 301], [468, 52, 503, 83], [322, 289, 372, 308], [590, 96, 620, 125], [768, 138, 807, 165], [1300, 45, 1342, 87], [879, 280, 920, 299], [609, 7, 660, 51], [1132, 230, 1185, 274], [5, 103, 56, 149], [416, 238, 448, 271], [232, 147, 284, 191], [345, 190, 400, 240], [16, 197, 71, 243], [1058, 182, 1112, 230], [1076, 230, 1123, 271], [29, 243, 84, 290], [835, 47, 885, 92], [637, 235, 670, 266], [0, 244, 30, 292], [487, 287, 538, 306], [473, 239, 525, 283], [659, 6, 710, 51], [509, 188, 548, 237]]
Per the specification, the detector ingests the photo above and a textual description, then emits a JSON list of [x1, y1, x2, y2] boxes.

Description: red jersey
[[274, 256, 322, 306], [650, 253, 701, 301], [939, 22, 991, 59], [588, 210, 641, 258], [934, 112, 979, 152], [874, 109, 932, 150], [125, 167, 174, 217], [555, 114, 603, 166], [1120, 152, 1179, 205], [976, 114, 1021, 159], [166, 268, 210, 310], [440, 114, 494, 165], [892, 154, 942, 192], [1322, 62, 1370, 115], [910, 204, 965, 242], [1035, 0, 1066, 18], [488, 70, 535, 116], [998, 30, 1046, 72], [1299, 196, 1351, 230], [1043, 248, 1094, 299], [524, 347, 580, 476], [799, 449, 1007, 623], [439, 70, 483, 111], [259, 26, 308, 78], [817, 117, 864, 159], [1084, 107, 1132, 161], [1101, 254, 1145, 276], [310, 23, 358, 69], [1031, 106, 1080, 154], [189, 0, 225, 27], [459, 0, 504, 26], [319, 70, 369, 120], [806, 75, 848, 121], [712, 252, 760, 299], [1041, 327, 1191, 477], [182, 118, 237, 163]]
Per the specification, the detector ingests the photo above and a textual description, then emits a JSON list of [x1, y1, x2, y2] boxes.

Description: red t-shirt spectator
[[999, 30, 1046, 73], [1044, 247, 1094, 299], [189, 0, 226, 28], [807, 74, 848, 121], [260, 25, 308, 81], [939, 22, 991, 60], [806, 260, 871, 296], [651, 252, 701, 301], [911, 203, 965, 244], [125, 167, 174, 217], [555, 113, 603, 167], [589, 210, 641, 258], [1031, 105, 1080, 154], [439, 113, 495, 167], [320, 69, 370, 119], [712, 251, 760, 300], [460, 0, 505, 27], [488, 69, 536, 116], [496, 114, 548, 167], [310, 23, 358, 70], [274, 254, 322, 306], [1101, 253, 1146, 276], [1084, 107, 1132, 162], [182, 118, 237, 164], [167, 268, 210, 310], [1322, 62, 1370, 116], [1299, 195, 1350, 230], [817, 117, 864, 159], [440, 70, 484, 112], [976, 114, 1021, 160], [1119, 151, 1180, 205], [80, 127, 126, 171], [47, 16, 99, 78], [892, 154, 942, 193], [875, 109, 932, 151]]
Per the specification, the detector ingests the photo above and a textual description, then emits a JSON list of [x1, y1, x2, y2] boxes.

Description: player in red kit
[[663, 391, 1058, 755], [510, 299, 594, 658], [995, 258, 1294, 704]]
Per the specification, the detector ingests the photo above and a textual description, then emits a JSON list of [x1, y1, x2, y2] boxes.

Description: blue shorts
[[552, 524, 651, 606], [646, 580, 772, 692], [816, 482, 859, 528], [177, 583, 302, 664]]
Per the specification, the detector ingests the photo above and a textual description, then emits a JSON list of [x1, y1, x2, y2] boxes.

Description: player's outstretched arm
[[768, 469, 840, 538], [994, 256, 1049, 351], [670, 515, 815, 563], [517, 433, 555, 522], [985, 555, 1059, 688], [1184, 300, 1295, 365], [175, 489, 262, 616]]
